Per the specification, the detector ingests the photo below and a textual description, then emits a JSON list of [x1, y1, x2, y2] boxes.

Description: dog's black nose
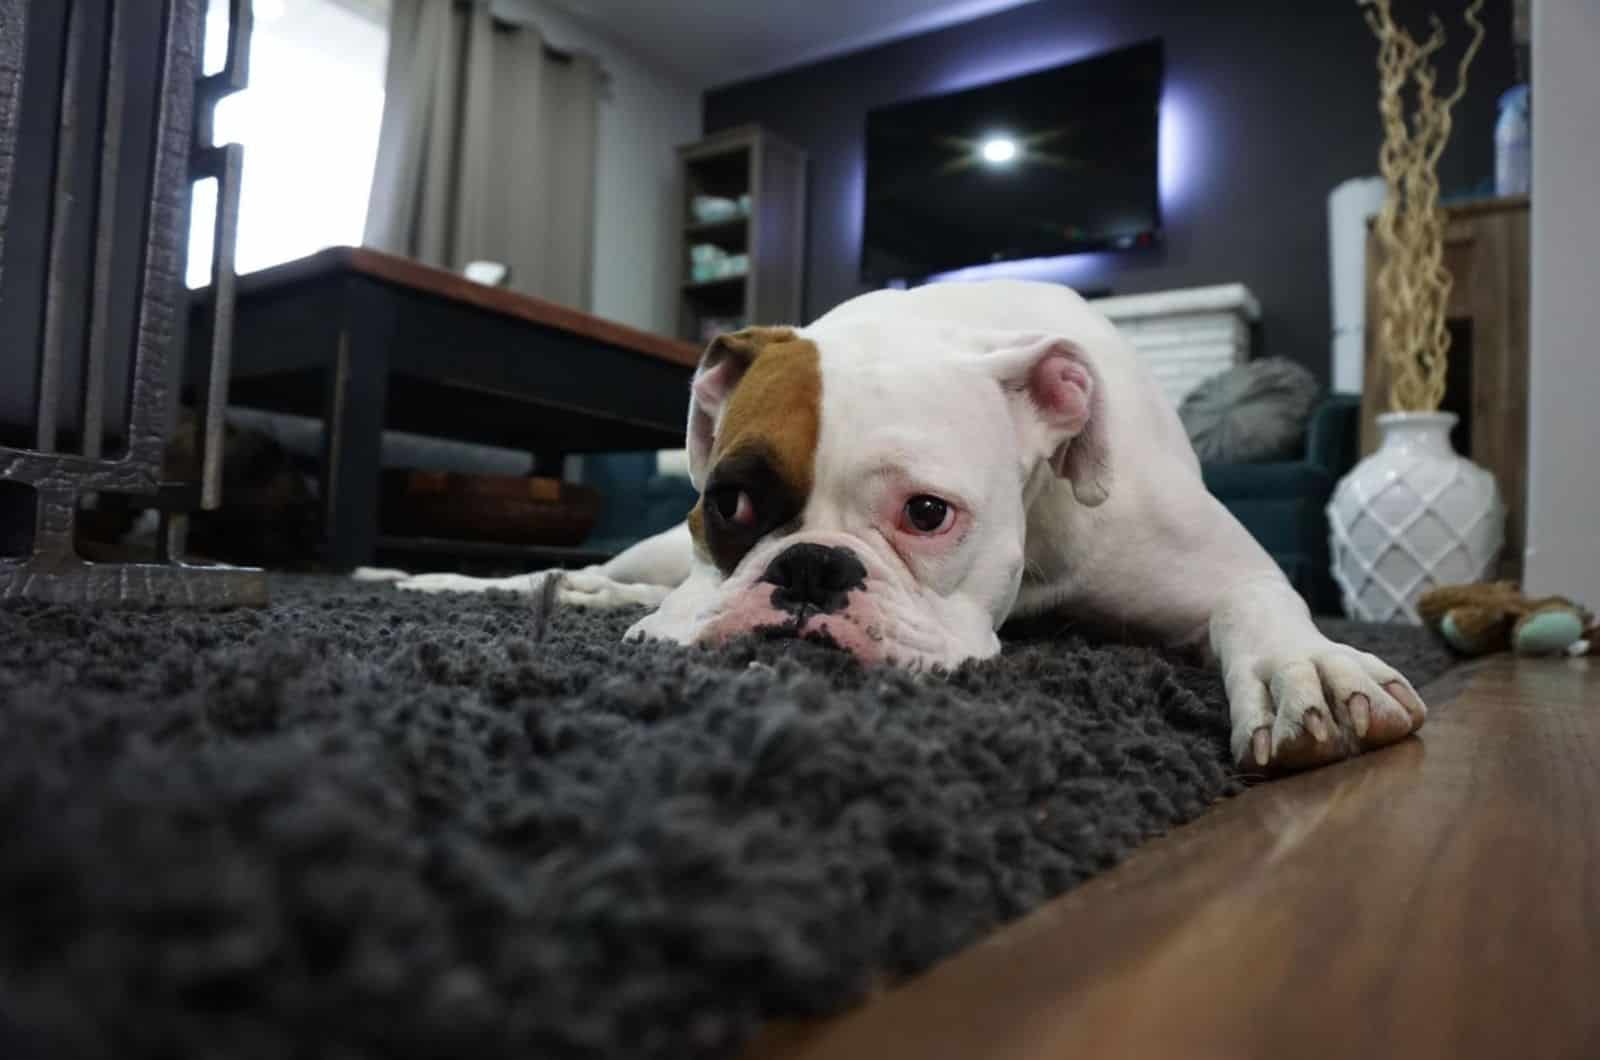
[[762, 543, 867, 615]]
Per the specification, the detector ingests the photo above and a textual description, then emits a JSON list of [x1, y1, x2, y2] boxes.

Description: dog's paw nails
[[1384, 680, 1427, 727], [1252, 728, 1271, 768], [1347, 692, 1371, 738], [1227, 639, 1431, 773]]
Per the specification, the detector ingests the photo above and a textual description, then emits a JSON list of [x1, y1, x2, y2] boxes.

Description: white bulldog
[[387, 280, 1425, 770]]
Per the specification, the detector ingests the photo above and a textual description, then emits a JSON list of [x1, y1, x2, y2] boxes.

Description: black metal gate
[[0, 0, 266, 605]]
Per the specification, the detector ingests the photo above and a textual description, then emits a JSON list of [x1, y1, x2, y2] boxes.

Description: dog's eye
[[900, 495, 954, 536], [710, 486, 755, 528]]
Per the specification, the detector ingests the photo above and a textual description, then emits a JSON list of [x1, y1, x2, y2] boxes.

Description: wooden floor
[[749, 653, 1600, 1060]]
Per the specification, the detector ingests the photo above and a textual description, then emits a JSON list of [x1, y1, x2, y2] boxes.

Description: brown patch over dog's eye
[[711, 337, 820, 514], [699, 446, 803, 575], [687, 332, 821, 575]]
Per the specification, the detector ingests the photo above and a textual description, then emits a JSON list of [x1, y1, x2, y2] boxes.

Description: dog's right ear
[[978, 333, 1111, 507], [686, 327, 795, 489]]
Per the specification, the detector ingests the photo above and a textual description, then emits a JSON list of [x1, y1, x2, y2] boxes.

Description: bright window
[[188, 0, 389, 287]]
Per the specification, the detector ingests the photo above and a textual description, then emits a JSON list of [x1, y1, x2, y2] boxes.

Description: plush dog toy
[[1416, 581, 1595, 657]]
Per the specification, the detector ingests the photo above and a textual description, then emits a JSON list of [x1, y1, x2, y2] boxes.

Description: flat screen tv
[[861, 40, 1163, 284]]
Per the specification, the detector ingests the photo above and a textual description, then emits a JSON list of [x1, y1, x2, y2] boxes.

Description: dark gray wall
[[704, 0, 1514, 384]]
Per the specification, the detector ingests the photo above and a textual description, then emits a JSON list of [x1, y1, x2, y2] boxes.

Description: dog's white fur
[[381, 281, 1425, 770]]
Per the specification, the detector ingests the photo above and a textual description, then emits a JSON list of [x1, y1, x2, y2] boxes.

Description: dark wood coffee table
[[188, 247, 699, 570]]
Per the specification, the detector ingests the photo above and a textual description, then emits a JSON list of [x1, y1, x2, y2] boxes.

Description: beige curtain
[[364, 0, 601, 309]]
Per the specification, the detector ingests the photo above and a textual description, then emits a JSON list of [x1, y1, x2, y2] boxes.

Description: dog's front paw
[[1225, 641, 1426, 772], [392, 568, 670, 608], [555, 570, 672, 609], [352, 566, 411, 583], [395, 572, 545, 595]]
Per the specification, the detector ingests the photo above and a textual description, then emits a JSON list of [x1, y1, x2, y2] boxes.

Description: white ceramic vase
[[1328, 411, 1504, 623]]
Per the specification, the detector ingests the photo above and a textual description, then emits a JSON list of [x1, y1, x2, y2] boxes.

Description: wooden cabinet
[[677, 125, 806, 346], [1362, 196, 1530, 578]]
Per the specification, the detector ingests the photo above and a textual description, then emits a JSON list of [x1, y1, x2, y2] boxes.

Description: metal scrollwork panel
[[0, 0, 266, 607]]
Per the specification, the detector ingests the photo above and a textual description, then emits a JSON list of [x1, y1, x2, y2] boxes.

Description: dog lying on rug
[[368, 280, 1425, 771]]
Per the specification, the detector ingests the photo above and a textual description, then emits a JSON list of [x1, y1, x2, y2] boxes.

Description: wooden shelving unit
[[676, 125, 807, 345], [1360, 195, 1529, 578]]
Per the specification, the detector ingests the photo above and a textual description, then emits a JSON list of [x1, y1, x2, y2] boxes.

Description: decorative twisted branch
[[1362, 0, 1486, 412]]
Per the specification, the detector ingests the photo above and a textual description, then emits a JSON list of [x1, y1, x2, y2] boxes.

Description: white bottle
[[1495, 84, 1531, 197]]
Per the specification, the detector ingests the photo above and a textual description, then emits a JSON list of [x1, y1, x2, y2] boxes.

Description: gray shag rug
[[0, 574, 1455, 1060]]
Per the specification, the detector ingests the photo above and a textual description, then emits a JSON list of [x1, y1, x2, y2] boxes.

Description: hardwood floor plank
[[749, 655, 1600, 1060]]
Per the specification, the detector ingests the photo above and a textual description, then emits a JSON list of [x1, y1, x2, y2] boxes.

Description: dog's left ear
[[981, 335, 1111, 506], [686, 326, 796, 489]]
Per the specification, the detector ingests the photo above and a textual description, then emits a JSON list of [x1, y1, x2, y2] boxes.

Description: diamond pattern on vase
[[1327, 412, 1504, 623]]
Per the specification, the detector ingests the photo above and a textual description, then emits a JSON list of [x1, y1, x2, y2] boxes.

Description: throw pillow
[[1179, 357, 1322, 463]]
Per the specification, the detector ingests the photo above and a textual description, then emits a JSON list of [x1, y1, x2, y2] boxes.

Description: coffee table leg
[[531, 451, 565, 477], [321, 292, 393, 571]]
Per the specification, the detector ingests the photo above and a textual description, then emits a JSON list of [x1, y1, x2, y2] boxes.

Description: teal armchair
[[581, 453, 699, 557], [1200, 394, 1360, 616]]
